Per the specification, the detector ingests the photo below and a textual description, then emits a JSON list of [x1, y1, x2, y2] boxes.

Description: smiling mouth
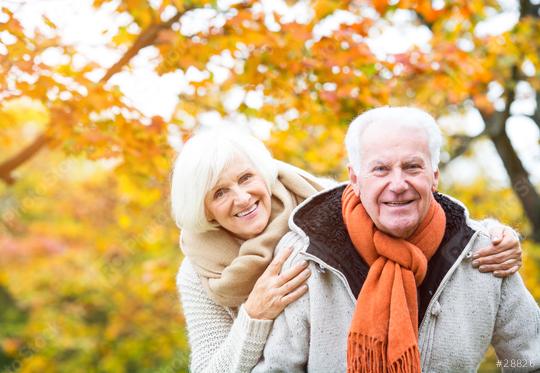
[[235, 202, 258, 217], [383, 200, 414, 207]]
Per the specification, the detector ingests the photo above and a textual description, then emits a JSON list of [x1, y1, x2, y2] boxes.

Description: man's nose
[[388, 170, 408, 193]]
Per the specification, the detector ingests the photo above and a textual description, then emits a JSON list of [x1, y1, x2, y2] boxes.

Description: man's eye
[[407, 164, 421, 170], [373, 166, 387, 173]]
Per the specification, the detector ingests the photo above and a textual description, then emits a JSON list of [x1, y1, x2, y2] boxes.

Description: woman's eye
[[214, 189, 225, 199], [239, 173, 253, 183]]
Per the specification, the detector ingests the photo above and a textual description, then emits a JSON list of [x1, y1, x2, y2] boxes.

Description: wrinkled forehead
[[359, 120, 431, 162], [364, 116, 429, 136]]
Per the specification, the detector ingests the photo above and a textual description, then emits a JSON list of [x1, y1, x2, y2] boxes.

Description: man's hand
[[472, 225, 522, 278]]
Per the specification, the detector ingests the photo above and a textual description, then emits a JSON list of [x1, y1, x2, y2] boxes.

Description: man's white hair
[[170, 128, 278, 233], [345, 106, 442, 173]]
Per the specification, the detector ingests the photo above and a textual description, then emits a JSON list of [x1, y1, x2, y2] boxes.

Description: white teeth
[[386, 201, 411, 206], [236, 203, 257, 217]]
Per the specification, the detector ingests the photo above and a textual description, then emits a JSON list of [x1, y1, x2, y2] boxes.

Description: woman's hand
[[472, 225, 522, 277], [244, 246, 310, 320]]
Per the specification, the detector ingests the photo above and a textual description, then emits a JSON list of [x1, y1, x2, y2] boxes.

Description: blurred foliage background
[[0, 0, 539, 372]]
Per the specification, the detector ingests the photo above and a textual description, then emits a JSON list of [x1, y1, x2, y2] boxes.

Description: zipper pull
[[430, 300, 442, 317], [316, 263, 326, 273]]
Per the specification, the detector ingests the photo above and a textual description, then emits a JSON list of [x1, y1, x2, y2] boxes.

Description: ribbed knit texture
[[177, 259, 273, 373]]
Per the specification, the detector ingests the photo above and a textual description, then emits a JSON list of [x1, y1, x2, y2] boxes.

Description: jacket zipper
[[418, 230, 481, 371], [300, 251, 358, 303]]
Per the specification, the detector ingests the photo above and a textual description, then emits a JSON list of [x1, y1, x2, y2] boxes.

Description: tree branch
[[0, 133, 50, 185], [99, 10, 184, 83], [0, 9, 188, 185], [439, 131, 485, 169]]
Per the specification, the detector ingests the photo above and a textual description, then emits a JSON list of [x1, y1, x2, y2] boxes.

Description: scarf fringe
[[347, 333, 420, 373], [347, 333, 387, 373]]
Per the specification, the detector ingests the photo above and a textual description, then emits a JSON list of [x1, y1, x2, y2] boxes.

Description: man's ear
[[347, 164, 361, 197], [432, 169, 439, 192]]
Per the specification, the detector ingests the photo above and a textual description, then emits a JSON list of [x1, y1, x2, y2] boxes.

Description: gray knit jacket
[[252, 185, 540, 373]]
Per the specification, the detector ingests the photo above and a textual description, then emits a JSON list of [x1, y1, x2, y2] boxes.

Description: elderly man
[[253, 107, 540, 372]]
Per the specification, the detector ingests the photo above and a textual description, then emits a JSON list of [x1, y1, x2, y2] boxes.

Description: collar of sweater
[[290, 184, 475, 324]]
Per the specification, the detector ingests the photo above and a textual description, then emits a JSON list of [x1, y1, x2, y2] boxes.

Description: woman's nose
[[233, 187, 250, 205]]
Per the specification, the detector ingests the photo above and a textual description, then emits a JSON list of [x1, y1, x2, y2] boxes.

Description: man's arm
[[491, 272, 540, 372]]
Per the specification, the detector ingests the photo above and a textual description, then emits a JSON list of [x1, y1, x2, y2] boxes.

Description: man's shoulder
[[289, 183, 348, 237]]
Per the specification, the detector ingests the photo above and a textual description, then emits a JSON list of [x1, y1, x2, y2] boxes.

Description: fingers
[[280, 284, 308, 306], [245, 256, 310, 320], [473, 230, 520, 260], [497, 228, 519, 250], [267, 246, 293, 274], [472, 249, 520, 267], [477, 258, 520, 273], [473, 242, 508, 259], [279, 267, 311, 294], [275, 260, 309, 287], [493, 265, 520, 278], [488, 225, 505, 245]]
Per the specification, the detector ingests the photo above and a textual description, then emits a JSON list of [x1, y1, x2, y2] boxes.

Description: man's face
[[349, 121, 439, 239]]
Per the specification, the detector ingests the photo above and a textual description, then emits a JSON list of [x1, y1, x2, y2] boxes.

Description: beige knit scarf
[[181, 161, 325, 307]]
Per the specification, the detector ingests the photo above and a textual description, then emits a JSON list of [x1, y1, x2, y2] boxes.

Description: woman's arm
[[178, 251, 310, 373], [178, 259, 273, 373], [473, 220, 522, 277], [444, 194, 522, 277]]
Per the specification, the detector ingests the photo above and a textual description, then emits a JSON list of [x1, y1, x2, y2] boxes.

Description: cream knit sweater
[[177, 258, 273, 373]]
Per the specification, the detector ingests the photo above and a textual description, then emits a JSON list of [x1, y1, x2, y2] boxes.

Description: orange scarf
[[342, 185, 446, 373]]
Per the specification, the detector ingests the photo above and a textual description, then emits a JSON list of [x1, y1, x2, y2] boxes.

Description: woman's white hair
[[345, 106, 443, 173], [171, 128, 278, 233]]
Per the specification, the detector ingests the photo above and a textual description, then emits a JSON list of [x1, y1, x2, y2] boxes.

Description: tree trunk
[[481, 62, 540, 242], [488, 126, 540, 242]]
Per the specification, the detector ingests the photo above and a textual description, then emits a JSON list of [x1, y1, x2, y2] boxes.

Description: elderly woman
[[171, 128, 523, 373]]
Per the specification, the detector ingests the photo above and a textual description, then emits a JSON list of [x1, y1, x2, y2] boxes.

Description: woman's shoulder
[[177, 257, 201, 290]]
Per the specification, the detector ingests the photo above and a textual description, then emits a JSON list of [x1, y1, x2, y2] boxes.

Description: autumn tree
[[374, 0, 540, 241], [1, 1, 539, 371], [150, 0, 540, 240], [2, 1, 539, 241]]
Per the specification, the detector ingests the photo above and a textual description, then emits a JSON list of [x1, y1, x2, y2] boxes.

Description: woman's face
[[204, 155, 272, 240]]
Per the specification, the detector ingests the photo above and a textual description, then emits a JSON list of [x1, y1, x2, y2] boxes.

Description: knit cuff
[[237, 305, 274, 341]]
